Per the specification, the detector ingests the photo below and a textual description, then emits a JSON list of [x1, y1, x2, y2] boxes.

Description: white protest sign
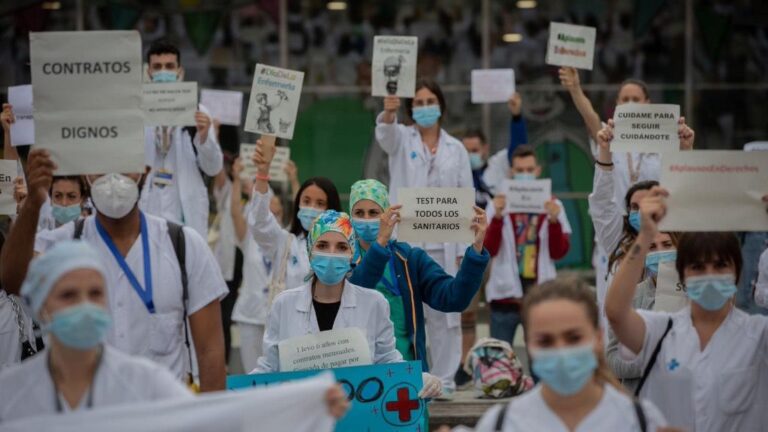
[[278, 328, 371, 372], [654, 262, 688, 313], [269, 147, 291, 182], [0, 160, 17, 215], [30, 30, 144, 175], [372, 36, 418, 97], [545, 22, 596, 70], [500, 179, 551, 213], [397, 187, 475, 243], [659, 151, 768, 231], [471, 69, 515, 104], [8, 85, 34, 146], [142, 82, 198, 126], [201, 89, 243, 126], [239, 143, 257, 179], [244, 64, 304, 140], [612, 104, 680, 153]]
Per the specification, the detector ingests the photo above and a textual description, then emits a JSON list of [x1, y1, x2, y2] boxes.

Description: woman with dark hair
[[376, 77, 473, 398], [605, 186, 768, 432], [246, 138, 342, 299], [38, 176, 90, 231]]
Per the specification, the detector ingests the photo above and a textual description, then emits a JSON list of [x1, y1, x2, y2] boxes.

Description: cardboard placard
[[372, 36, 418, 97], [612, 104, 680, 153], [8, 85, 34, 146], [279, 328, 371, 372], [244, 64, 304, 140], [659, 151, 768, 231], [200, 89, 243, 126], [397, 187, 475, 243], [0, 160, 17, 215], [471, 69, 515, 104], [545, 22, 596, 70], [142, 82, 198, 126], [30, 30, 144, 175], [228, 361, 425, 432], [500, 179, 551, 214]]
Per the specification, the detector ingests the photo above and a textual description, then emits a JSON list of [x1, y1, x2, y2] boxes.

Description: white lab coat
[[481, 149, 511, 194], [212, 180, 238, 281], [140, 105, 223, 238], [231, 233, 273, 326], [0, 345, 192, 422], [253, 280, 404, 372], [484, 199, 571, 301], [619, 306, 768, 432], [755, 248, 768, 308], [474, 384, 667, 432]]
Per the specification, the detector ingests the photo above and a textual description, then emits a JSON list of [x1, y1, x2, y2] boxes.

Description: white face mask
[[89, 173, 140, 219]]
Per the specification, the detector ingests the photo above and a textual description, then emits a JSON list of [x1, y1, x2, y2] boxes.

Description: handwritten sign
[[30, 30, 144, 175], [245, 64, 304, 140], [279, 328, 371, 371], [228, 361, 425, 432], [612, 104, 680, 153], [659, 151, 768, 231], [654, 262, 688, 313], [0, 160, 17, 215], [269, 147, 291, 182], [545, 22, 596, 70], [8, 85, 34, 146], [397, 187, 475, 243], [500, 179, 551, 214], [201, 89, 243, 126], [372, 36, 418, 97], [142, 82, 198, 126], [471, 69, 515, 104]]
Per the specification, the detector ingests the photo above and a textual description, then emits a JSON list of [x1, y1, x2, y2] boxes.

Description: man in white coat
[[140, 40, 223, 238]]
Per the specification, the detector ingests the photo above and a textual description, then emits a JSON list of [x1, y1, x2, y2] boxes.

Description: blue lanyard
[[95, 212, 155, 313]]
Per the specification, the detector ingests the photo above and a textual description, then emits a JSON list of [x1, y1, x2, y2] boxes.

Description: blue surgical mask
[[51, 203, 82, 225], [513, 173, 536, 181], [152, 70, 178, 83], [469, 153, 484, 170], [412, 105, 441, 127], [352, 218, 380, 243], [685, 274, 737, 311], [311, 252, 351, 285], [297, 207, 323, 231], [644, 250, 677, 278], [46, 303, 112, 350], [628, 211, 641, 232], [531, 343, 597, 396]]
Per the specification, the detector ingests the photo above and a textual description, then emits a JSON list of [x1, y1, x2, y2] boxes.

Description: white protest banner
[[398, 187, 475, 243], [30, 31, 144, 175], [201, 89, 243, 126], [659, 151, 768, 231], [279, 328, 372, 372], [654, 262, 688, 313], [244, 64, 304, 140], [372, 36, 418, 97], [0, 160, 17, 215], [8, 85, 34, 146], [500, 179, 551, 214], [612, 104, 680, 153], [471, 69, 515, 104], [269, 147, 291, 182], [545, 22, 596, 70], [142, 82, 197, 126]]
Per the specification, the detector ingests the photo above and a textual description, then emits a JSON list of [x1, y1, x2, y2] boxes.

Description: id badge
[[153, 169, 174, 187]]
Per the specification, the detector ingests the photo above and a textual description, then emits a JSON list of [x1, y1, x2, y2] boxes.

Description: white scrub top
[[231, 232, 273, 326], [475, 384, 666, 432], [253, 280, 404, 372], [0, 346, 192, 423], [620, 306, 768, 432], [34, 214, 229, 379]]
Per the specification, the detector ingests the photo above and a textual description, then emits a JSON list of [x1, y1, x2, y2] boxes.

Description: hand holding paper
[[595, 119, 614, 164], [471, 206, 488, 254], [638, 186, 670, 241], [254, 138, 276, 174], [24, 149, 57, 208], [194, 111, 211, 143], [544, 199, 561, 222], [558, 67, 580, 91], [678, 116, 695, 150], [1, 103, 14, 131], [382, 95, 400, 123], [376, 204, 402, 247], [493, 194, 506, 217], [508, 92, 522, 116], [325, 385, 350, 419]]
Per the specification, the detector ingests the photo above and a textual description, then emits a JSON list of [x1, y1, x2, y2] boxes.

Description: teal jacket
[[349, 241, 490, 371]]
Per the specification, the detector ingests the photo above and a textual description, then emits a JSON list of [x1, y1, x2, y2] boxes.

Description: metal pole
[[76, 0, 84, 31], [684, 0, 694, 125], [481, 0, 491, 143], [279, 0, 288, 68]]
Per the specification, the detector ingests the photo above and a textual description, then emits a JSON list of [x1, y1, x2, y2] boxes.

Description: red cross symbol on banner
[[385, 387, 420, 422]]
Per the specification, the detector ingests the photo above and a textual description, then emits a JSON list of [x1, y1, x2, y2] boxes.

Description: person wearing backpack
[[474, 277, 668, 432], [0, 149, 228, 392]]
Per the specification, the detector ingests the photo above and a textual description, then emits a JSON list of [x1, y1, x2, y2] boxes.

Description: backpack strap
[[73, 218, 86, 240], [633, 398, 648, 432], [494, 402, 511, 431], [166, 220, 194, 384], [634, 317, 673, 397]]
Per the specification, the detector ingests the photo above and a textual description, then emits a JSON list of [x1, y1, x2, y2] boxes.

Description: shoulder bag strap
[[634, 317, 673, 397]]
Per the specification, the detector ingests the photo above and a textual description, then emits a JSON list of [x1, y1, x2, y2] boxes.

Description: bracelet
[[254, 173, 270, 181], [595, 160, 614, 167]]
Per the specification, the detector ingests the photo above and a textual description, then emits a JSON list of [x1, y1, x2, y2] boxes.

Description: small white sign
[[371, 36, 418, 98], [278, 328, 372, 372], [654, 262, 688, 313], [8, 85, 34, 146], [142, 82, 198, 126], [0, 160, 17, 215], [500, 179, 551, 214], [397, 187, 475, 243], [244, 64, 304, 140], [269, 147, 291, 182], [200, 89, 243, 126], [545, 22, 596, 71], [471, 69, 515, 104], [612, 104, 680, 153]]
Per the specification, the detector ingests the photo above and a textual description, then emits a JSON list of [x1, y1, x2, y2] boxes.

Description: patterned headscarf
[[307, 210, 356, 257], [349, 179, 390, 213]]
